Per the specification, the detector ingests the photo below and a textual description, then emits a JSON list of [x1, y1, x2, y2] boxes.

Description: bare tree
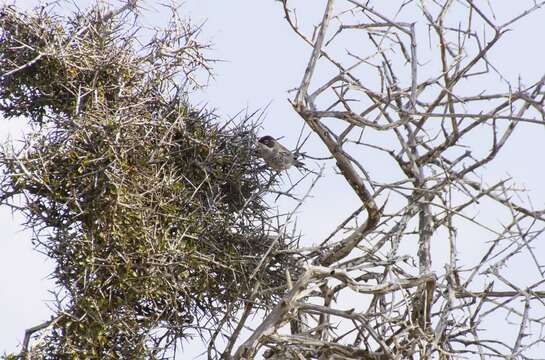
[[229, 1, 545, 359]]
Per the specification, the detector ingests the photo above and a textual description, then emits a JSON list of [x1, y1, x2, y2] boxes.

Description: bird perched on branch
[[257, 135, 304, 171]]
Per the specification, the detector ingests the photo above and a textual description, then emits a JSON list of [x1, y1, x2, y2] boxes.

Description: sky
[[1, 0, 545, 358]]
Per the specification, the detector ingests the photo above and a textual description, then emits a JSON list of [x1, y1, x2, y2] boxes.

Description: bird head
[[258, 135, 276, 148]]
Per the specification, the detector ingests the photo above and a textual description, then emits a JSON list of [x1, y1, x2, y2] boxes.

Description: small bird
[[257, 135, 304, 171]]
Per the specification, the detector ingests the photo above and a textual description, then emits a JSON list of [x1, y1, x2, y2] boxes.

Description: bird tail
[[293, 154, 307, 170]]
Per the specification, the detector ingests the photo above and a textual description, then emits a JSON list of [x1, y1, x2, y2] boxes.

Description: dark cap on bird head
[[258, 135, 275, 147]]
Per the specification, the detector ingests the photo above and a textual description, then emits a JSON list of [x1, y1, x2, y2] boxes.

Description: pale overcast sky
[[2, 0, 545, 358]]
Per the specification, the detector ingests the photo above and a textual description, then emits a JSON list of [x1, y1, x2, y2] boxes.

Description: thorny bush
[[0, 3, 299, 358]]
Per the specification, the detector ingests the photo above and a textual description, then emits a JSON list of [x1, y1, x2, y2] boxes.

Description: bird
[[257, 135, 304, 171]]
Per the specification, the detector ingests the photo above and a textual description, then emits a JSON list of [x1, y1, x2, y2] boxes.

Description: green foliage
[[0, 3, 297, 358], [0, 5, 140, 121]]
